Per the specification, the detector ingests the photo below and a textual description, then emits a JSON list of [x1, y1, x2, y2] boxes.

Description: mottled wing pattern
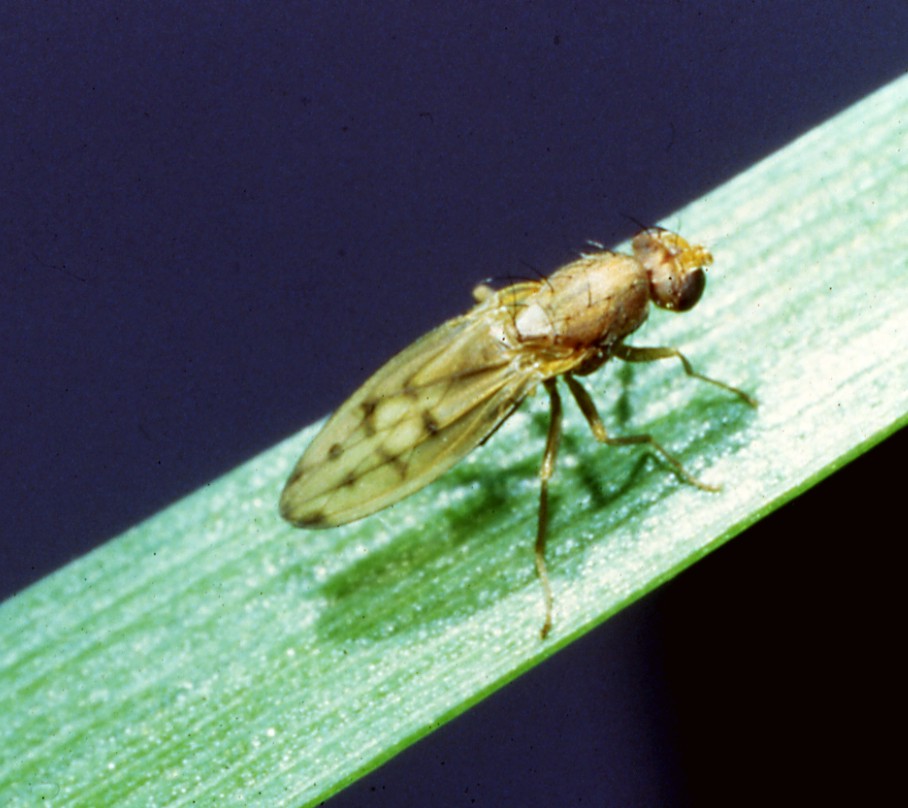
[[280, 296, 542, 528]]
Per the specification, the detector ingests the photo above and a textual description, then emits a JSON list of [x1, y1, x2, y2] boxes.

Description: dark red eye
[[673, 267, 706, 311]]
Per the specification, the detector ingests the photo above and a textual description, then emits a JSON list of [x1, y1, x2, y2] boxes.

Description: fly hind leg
[[535, 378, 561, 640]]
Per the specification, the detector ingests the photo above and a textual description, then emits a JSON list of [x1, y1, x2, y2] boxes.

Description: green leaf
[[2, 75, 906, 807]]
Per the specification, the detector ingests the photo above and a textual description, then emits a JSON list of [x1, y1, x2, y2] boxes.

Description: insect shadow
[[612, 361, 637, 427], [313, 387, 754, 641], [314, 426, 548, 641]]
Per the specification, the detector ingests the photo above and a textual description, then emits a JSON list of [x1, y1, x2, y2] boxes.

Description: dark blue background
[[2, 3, 905, 805]]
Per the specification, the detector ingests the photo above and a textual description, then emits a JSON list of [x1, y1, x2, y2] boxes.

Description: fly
[[280, 228, 756, 638]]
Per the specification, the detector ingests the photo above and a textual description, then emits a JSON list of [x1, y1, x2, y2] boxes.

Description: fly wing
[[280, 300, 540, 528]]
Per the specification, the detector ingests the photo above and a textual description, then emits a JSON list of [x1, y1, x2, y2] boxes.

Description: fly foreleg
[[613, 344, 757, 407]]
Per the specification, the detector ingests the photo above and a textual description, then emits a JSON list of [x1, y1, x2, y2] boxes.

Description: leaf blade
[[1, 74, 907, 807]]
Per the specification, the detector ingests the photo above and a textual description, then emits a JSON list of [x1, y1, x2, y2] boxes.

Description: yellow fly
[[280, 228, 755, 638]]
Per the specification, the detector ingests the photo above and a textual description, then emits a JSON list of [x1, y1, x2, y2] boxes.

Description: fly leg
[[613, 344, 757, 407], [563, 374, 719, 491], [536, 378, 561, 639]]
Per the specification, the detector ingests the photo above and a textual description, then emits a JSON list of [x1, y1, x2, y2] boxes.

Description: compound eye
[[672, 268, 706, 311]]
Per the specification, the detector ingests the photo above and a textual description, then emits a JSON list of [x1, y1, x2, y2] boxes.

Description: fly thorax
[[544, 255, 650, 347]]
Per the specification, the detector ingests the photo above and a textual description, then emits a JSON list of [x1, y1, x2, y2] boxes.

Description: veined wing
[[280, 296, 542, 528]]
